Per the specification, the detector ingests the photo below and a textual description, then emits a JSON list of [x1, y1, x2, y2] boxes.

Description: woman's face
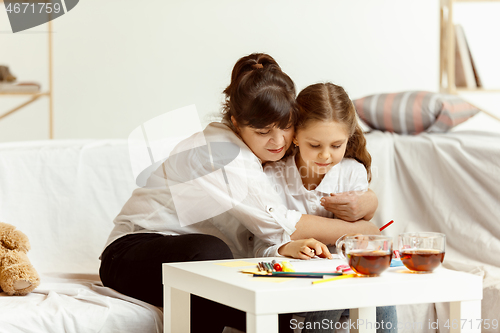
[[293, 120, 349, 177], [232, 117, 294, 163]]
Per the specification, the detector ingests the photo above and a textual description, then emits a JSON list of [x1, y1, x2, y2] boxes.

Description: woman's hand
[[320, 189, 378, 221], [278, 238, 333, 260]]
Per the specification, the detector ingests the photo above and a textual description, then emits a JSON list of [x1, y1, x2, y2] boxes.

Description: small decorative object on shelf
[[0, 65, 17, 82], [0, 65, 40, 93]]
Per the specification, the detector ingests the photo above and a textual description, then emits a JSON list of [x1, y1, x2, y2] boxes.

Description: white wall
[[2, 0, 496, 142]]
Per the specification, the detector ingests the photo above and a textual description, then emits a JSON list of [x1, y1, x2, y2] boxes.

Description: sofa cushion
[[354, 91, 480, 134]]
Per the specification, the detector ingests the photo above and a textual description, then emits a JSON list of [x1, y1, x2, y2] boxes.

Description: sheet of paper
[[390, 258, 404, 267], [251, 277, 294, 283], [285, 257, 347, 273], [240, 268, 267, 275], [214, 261, 258, 267]]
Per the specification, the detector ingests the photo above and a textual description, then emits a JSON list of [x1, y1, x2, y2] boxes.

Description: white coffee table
[[163, 257, 482, 333]]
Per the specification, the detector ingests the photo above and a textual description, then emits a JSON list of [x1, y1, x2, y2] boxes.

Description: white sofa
[[0, 129, 499, 333], [0, 140, 162, 333]]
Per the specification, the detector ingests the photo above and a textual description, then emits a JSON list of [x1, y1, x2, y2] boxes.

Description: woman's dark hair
[[222, 53, 297, 131], [295, 83, 372, 182]]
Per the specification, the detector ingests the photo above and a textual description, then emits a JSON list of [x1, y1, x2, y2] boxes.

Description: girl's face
[[232, 117, 294, 163], [293, 120, 349, 177]]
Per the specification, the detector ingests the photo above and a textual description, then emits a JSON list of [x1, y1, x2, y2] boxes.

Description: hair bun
[[251, 63, 264, 69]]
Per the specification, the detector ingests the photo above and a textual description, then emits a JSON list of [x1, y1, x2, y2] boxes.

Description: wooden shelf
[[456, 88, 500, 93], [0, 92, 50, 121], [0, 7, 54, 139], [453, 0, 500, 2], [440, 0, 500, 94], [0, 91, 47, 96]]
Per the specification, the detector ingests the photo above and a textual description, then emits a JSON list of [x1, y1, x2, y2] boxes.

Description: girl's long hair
[[295, 82, 372, 182]]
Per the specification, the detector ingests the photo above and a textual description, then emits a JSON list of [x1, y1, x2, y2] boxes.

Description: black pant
[[99, 233, 293, 333]]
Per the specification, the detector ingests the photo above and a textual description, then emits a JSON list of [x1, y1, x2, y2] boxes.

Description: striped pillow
[[353, 91, 480, 134]]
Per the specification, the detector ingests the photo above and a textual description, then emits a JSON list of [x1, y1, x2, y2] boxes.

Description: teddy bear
[[0, 222, 40, 296]]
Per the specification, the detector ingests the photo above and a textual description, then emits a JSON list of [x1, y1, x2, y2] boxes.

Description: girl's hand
[[278, 238, 333, 260], [320, 189, 378, 221]]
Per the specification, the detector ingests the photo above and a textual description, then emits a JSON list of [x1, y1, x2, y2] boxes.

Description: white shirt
[[259, 155, 369, 256], [103, 122, 302, 259]]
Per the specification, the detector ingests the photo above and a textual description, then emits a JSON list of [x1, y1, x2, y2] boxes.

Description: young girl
[[261, 82, 377, 258], [264, 82, 397, 332], [265, 82, 371, 217]]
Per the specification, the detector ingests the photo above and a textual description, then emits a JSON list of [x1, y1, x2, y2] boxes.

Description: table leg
[[163, 286, 190, 333], [246, 312, 278, 333], [350, 307, 376, 333], [450, 300, 481, 333]]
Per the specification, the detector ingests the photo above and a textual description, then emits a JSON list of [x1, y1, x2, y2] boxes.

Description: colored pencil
[[272, 272, 342, 276], [312, 274, 357, 285], [379, 220, 394, 232], [253, 272, 343, 279], [253, 274, 322, 279]]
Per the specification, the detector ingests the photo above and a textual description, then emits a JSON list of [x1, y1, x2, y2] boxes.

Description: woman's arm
[[320, 188, 378, 222], [290, 214, 380, 246]]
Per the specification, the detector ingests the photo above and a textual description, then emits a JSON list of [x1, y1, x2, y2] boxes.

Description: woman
[[99, 53, 379, 332]]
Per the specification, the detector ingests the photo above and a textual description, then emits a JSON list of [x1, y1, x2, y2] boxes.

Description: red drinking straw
[[379, 220, 394, 232]]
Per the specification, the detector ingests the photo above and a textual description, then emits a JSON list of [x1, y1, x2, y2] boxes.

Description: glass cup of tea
[[336, 235, 393, 276], [398, 232, 446, 273]]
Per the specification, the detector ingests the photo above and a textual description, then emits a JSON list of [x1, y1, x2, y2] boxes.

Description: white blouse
[[103, 122, 302, 259], [258, 155, 369, 256]]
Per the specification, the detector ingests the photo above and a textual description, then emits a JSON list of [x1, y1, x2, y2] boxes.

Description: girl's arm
[[254, 214, 379, 258], [290, 214, 380, 246], [320, 188, 378, 221]]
